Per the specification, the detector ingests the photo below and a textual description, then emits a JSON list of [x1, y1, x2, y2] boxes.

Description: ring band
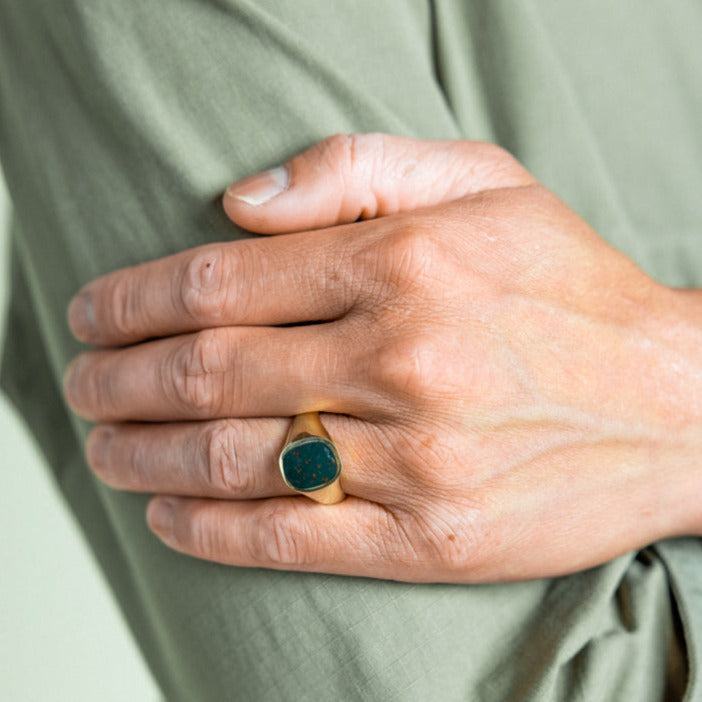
[[278, 412, 345, 504]]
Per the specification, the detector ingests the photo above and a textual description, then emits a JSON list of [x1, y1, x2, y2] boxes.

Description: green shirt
[[0, 2, 700, 699]]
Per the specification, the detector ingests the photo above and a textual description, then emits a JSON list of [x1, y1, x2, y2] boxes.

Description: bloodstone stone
[[280, 437, 341, 492]]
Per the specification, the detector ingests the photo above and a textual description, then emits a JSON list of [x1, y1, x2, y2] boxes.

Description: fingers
[[145, 495, 414, 580], [223, 133, 534, 234], [86, 418, 295, 499], [67, 134, 533, 348], [85, 415, 393, 502], [68, 227, 359, 346], [64, 324, 373, 422], [67, 135, 533, 348]]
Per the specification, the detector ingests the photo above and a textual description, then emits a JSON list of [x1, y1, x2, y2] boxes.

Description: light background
[[0, 170, 159, 700]]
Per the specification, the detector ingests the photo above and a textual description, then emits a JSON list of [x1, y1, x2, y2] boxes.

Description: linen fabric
[[1, 2, 701, 700]]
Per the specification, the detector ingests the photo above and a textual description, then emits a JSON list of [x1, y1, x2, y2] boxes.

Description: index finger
[[68, 225, 361, 346]]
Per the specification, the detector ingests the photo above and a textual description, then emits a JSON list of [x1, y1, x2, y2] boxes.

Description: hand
[[63, 133, 702, 582]]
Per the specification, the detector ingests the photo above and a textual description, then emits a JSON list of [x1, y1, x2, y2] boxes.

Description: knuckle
[[389, 430, 457, 484], [320, 132, 353, 156], [179, 247, 232, 323], [317, 132, 399, 221], [344, 132, 383, 171], [319, 132, 382, 189], [200, 420, 253, 495], [410, 505, 487, 573], [470, 141, 532, 185], [247, 504, 312, 567], [368, 507, 418, 566], [83, 358, 116, 419], [372, 334, 442, 401], [315, 133, 352, 177], [377, 226, 445, 291], [185, 504, 222, 560], [106, 275, 138, 338], [321, 132, 375, 168], [166, 329, 227, 414], [382, 511, 424, 566], [122, 436, 149, 487]]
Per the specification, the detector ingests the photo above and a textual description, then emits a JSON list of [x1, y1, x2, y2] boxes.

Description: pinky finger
[[146, 495, 411, 581]]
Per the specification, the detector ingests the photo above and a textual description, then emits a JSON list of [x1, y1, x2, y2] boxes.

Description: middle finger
[[65, 323, 373, 422]]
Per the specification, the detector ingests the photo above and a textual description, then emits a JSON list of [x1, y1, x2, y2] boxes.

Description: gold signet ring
[[278, 412, 345, 504]]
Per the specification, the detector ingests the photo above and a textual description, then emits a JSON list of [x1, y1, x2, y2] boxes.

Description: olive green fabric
[[1, 1, 701, 700]]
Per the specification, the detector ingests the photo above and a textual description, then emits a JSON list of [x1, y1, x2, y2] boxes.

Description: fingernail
[[63, 355, 85, 408], [225, 165, 289, 206], [148, 498, 176, 539], [68, 290, 96, 342], [87, 426, 113, 473]]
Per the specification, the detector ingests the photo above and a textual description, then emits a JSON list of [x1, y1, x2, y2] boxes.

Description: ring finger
[[86, 415, 399, 503]]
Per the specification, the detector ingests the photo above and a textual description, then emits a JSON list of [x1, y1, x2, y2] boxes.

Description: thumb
[[222, 132, 534, 234]]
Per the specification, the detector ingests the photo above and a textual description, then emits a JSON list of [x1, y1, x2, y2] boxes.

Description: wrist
[[645, 285, 702, 538]]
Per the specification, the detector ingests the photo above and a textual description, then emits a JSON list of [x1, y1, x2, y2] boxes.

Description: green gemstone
[[280, 437, 341, 492]]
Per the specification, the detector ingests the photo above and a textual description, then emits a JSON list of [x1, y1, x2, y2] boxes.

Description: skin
[[62, 133, 702, 583]]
